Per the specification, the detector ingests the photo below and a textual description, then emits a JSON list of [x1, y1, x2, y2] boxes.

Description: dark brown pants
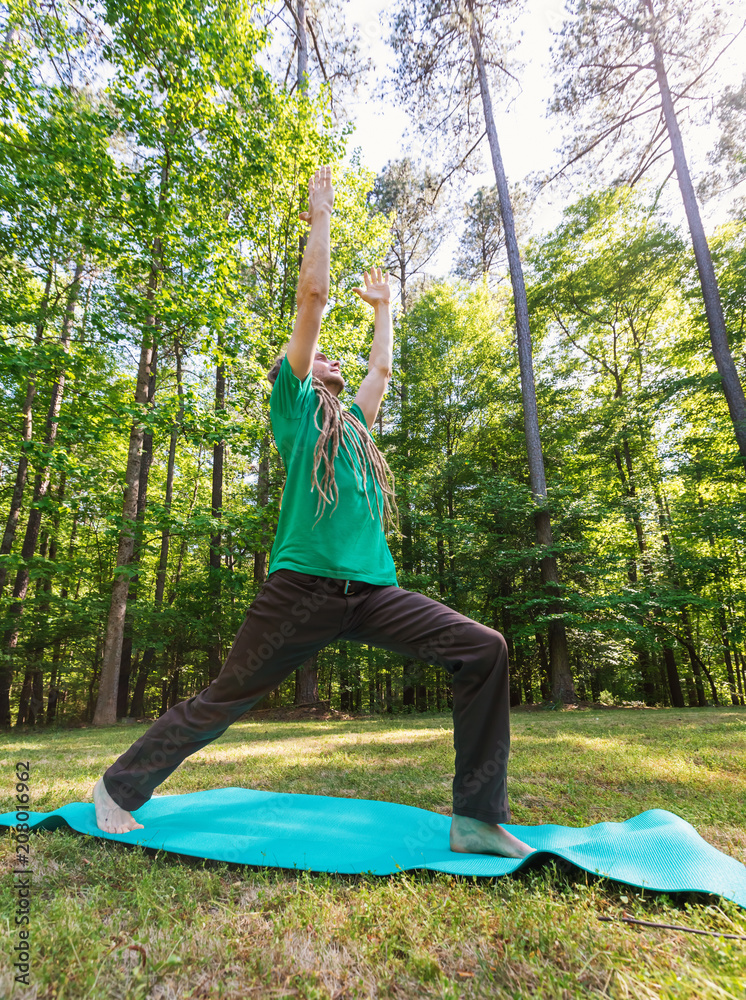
[[104, 569, 512, 823]]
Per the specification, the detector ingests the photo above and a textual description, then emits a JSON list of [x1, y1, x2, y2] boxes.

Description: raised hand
[[299, 165, 334, 225], [352, 267, 391, 308]]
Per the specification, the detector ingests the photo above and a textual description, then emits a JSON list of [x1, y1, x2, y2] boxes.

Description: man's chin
[[325, 374, 345, 394]]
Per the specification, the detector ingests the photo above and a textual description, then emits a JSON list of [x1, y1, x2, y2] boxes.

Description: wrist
[[373, 299, 391, 311], [309, 205, 333, 222]]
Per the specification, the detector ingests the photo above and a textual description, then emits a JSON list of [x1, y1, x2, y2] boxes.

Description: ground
[[1, 706, 745, 999]]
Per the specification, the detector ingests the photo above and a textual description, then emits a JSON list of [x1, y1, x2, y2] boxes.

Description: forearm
[[368, 302, 393, 376], [297, 207, 331, 304]]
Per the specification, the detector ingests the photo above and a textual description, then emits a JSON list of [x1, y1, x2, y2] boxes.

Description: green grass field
[[1, 707, 745, 999]]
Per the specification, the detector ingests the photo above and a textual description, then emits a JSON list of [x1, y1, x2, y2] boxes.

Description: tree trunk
[[47, 500, 76, 724], [646, 2, 746, 472], [733, 646, 746, 706], [0, 262, 54, 597], [718, 608, 739, 706], [1, 262, 83, 726], [469, 7, 574, 702], [612, 439, 657, 703], [117, 345, 158, 717], [86, 637, 103, 722], [130, 340, 184, 715], [296, 0, 308, 89], [94, 138, 171, 727], [663, 647, 686, 708], [208, 352, 225, 683], [338, 643, 350, 711], [521, 647, 533, 704], [46, 683, 60, 724], [253, 428, 271, 585], [30, 665, 43, 725], [535, 632, 551, 700], [93, 255, 160, 725], [416, 675, 427, 712], [679, 608, 710, 706], [168, 650, 182, 708], [295, 651, 319, 704], [368, 645, 375, 712]]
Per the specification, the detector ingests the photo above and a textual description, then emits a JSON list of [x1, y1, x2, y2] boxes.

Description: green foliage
[[1, 4, 745, 723]]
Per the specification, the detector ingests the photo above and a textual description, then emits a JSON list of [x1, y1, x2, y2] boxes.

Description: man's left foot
[[450, 814, 534, 858], [93, 777, 144, 834]]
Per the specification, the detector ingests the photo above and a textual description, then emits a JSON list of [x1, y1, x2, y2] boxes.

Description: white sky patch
[[341, 0, 746, 276]]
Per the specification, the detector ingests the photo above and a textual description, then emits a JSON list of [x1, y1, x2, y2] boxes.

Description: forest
[[1, 0, 745, 729]]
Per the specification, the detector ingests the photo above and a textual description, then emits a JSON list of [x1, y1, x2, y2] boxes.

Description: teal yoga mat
[[2, 788, 744, 907]]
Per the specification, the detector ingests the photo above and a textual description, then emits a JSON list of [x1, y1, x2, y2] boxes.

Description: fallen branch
[[598, 915, 746, 941]]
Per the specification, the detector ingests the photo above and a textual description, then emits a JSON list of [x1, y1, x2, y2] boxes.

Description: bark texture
[[646, 0, 746, 472], [469, 6, 575, 702], [93, 256, 160, 725]]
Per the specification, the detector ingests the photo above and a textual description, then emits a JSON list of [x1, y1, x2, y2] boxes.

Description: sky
[[344, 0, 564, 184], [337, 0, 746, 277]]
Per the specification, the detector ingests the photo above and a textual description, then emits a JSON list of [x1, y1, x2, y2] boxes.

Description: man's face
[[312, 351, 345, 395]]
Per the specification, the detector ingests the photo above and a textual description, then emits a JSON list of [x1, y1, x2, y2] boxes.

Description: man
[[93, 166, 532, 859]]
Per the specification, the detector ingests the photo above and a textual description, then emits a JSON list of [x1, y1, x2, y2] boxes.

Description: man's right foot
[[450, 814, 534, 858], [93, 777, 144, 834]]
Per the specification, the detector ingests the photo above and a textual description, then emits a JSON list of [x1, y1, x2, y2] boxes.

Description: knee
[[473, 626, 507, 666], [490, 629, 508, 658], [457, 625, 508, 674]]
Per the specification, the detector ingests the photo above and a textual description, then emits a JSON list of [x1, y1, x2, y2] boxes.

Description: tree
[[704, 74, 746, 198], [368, 158, 448, 312], [92, 0, 270, 724], [261, 0, 372, 120], [550, 0, 746, 474], [455, 182, 530, 284], [391, 0, 576, 700], [528, 188, 693, 705], [0, 5, 115, 722]]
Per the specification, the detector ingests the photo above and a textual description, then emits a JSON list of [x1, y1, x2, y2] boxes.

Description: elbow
[[371, 362, 393, 381], [297, 284, 328, 309]]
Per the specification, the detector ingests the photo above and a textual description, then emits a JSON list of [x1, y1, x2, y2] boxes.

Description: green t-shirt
[[267, 356, 398, 586]]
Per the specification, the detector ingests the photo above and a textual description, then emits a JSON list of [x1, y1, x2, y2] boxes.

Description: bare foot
[[450, 814, 534, 858], [93, 777, 144, 834]]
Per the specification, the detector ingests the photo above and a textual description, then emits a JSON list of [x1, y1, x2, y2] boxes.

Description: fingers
[[309, 164, 332, 190], [359, 267, 389, 286]]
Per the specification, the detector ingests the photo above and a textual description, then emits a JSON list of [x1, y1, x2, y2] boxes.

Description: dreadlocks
[[267, 355, 399, 535]]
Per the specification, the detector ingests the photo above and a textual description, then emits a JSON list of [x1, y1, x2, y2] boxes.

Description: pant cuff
[[453, 806, 511, 825], [103, 772, 147, 813]]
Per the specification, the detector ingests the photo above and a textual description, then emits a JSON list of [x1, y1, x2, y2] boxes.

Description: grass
[[1, 706, 745, 999]]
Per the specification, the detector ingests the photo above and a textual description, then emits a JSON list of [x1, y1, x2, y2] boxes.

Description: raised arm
[[352, 268, 393, 429], [285, 165, 334, 381]]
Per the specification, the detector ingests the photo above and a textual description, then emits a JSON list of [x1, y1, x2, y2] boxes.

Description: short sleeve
[[270, 355, 314, 421], [350, 402, 372, 433]]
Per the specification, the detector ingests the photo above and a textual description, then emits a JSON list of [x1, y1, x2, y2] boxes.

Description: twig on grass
[[599, 915, 746, 940]]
